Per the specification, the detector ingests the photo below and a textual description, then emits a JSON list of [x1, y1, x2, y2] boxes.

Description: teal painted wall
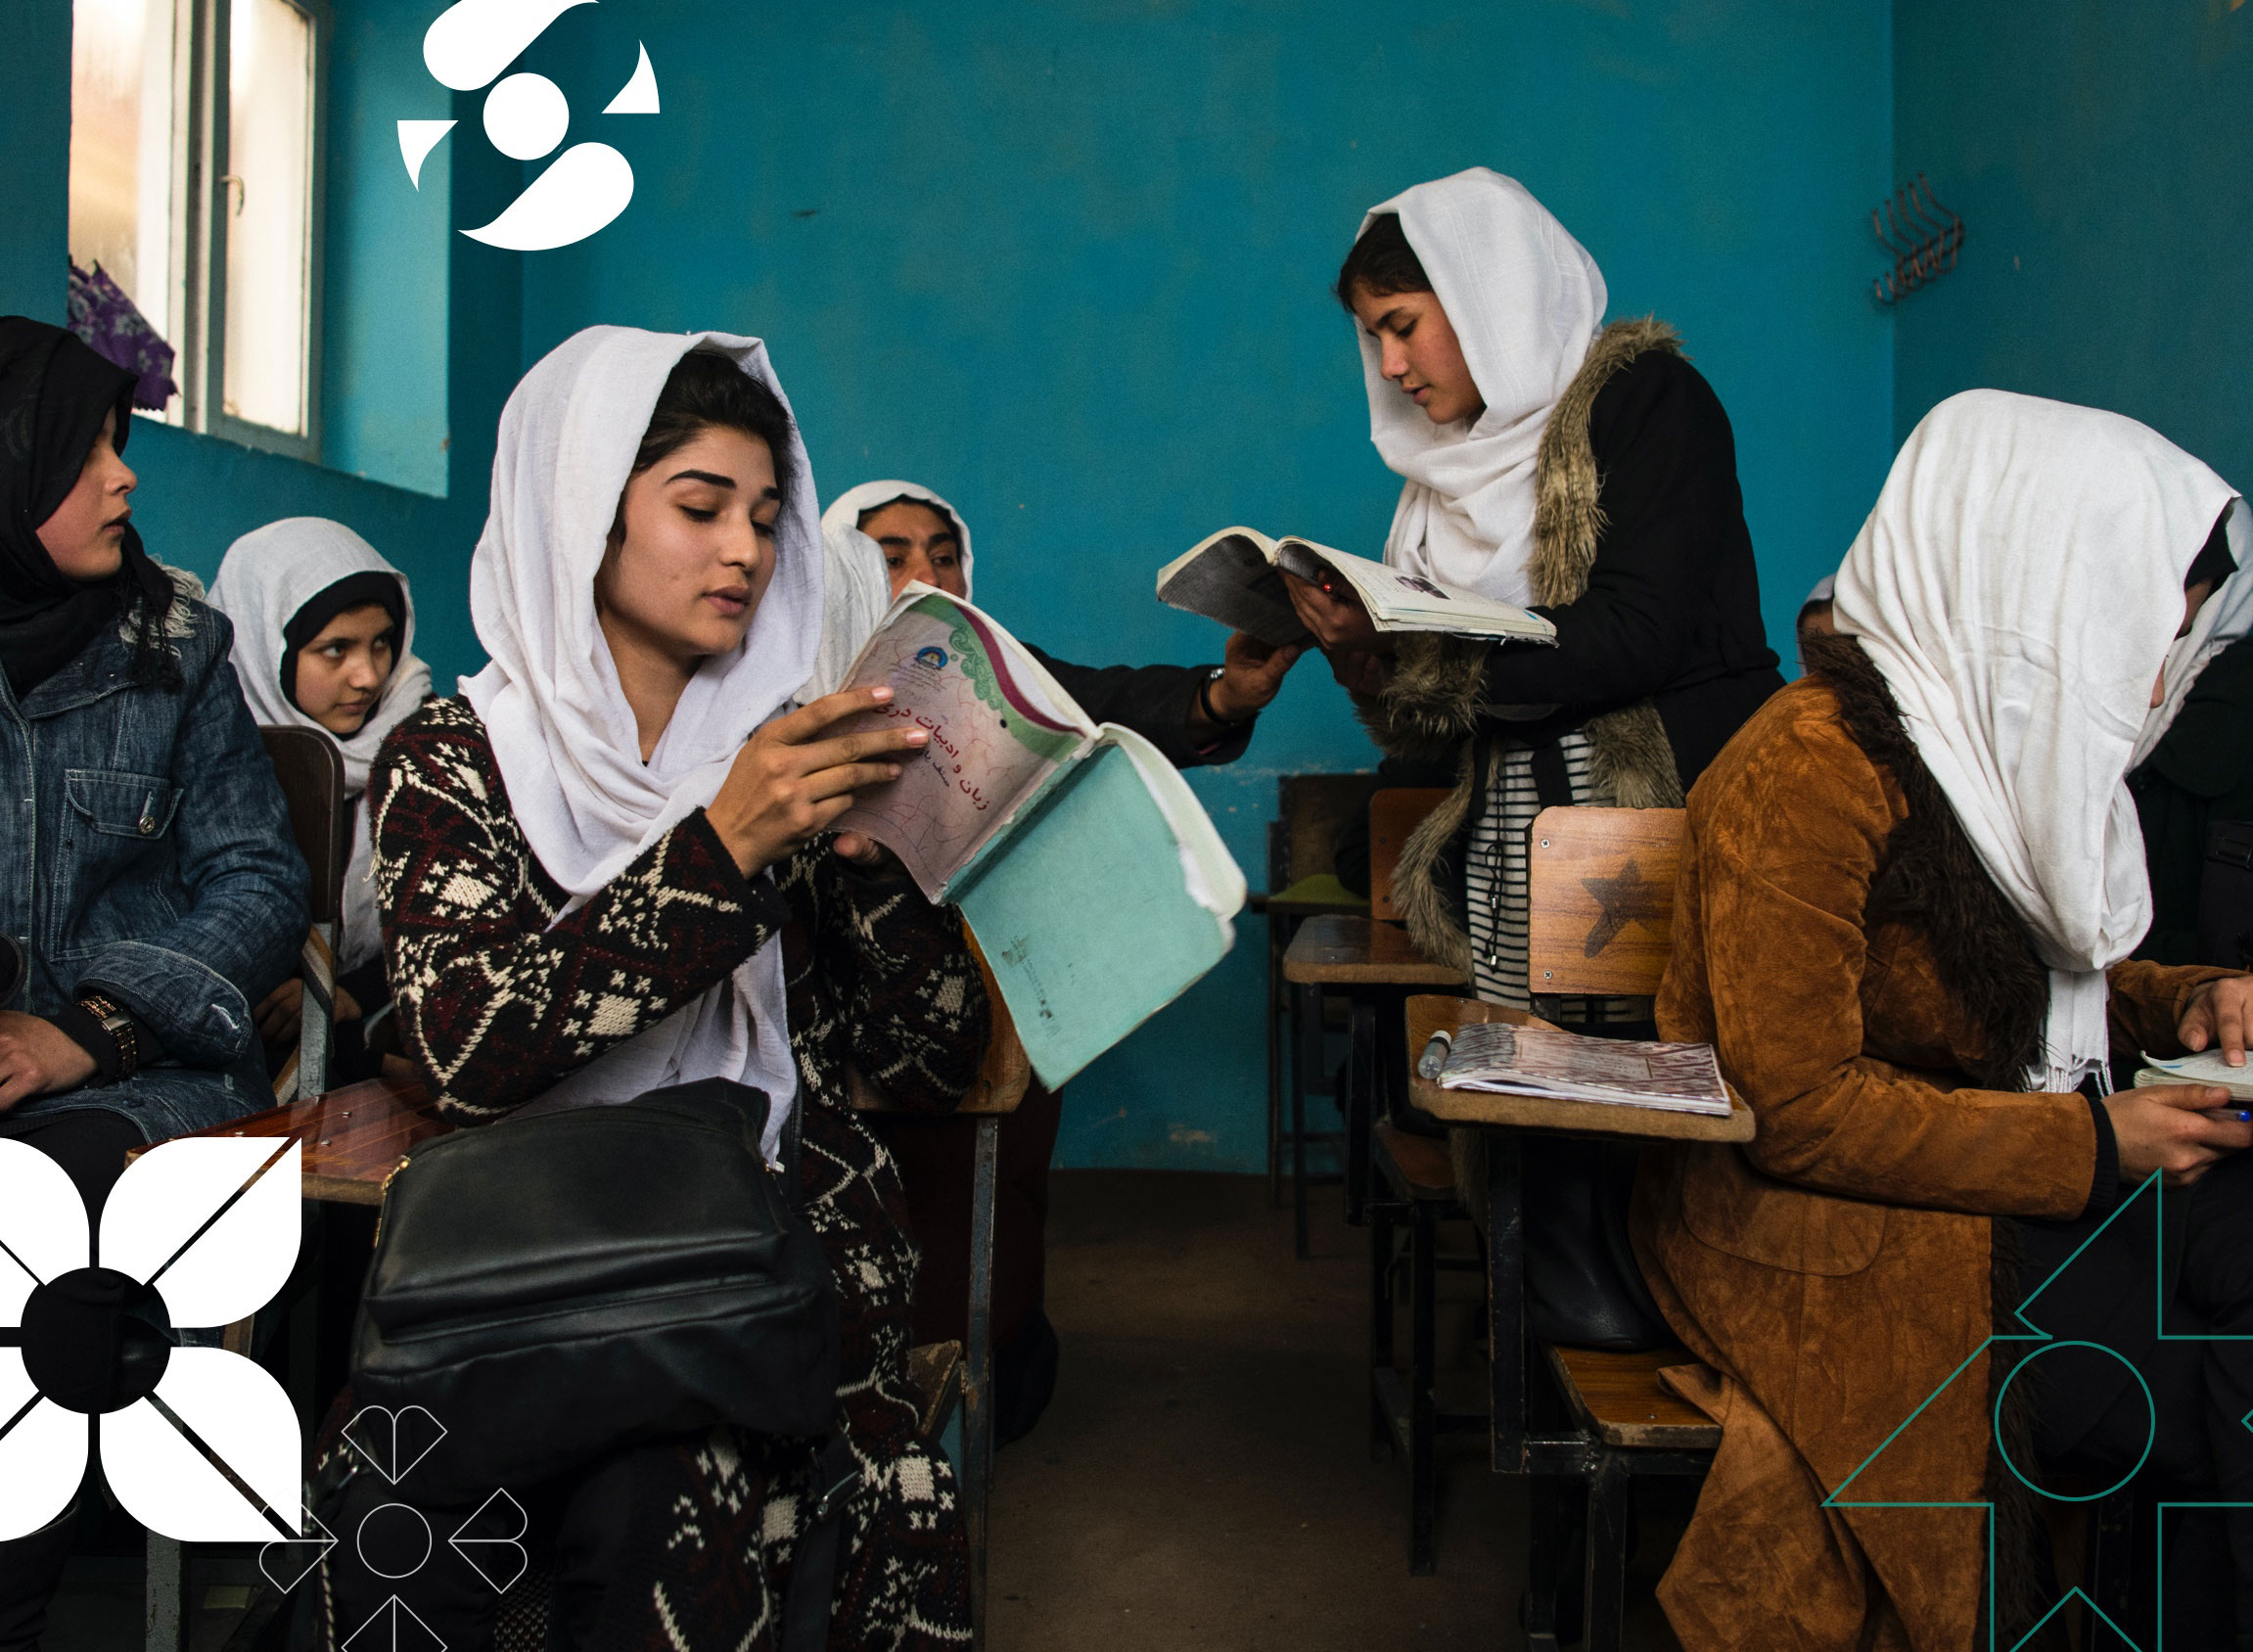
[[323, 0, 454, 498], [513, 0, 1894, 1170], [1893, 0, 2253, 486], [12, 0, 1894, 1172], [0, 0, 71, 326]]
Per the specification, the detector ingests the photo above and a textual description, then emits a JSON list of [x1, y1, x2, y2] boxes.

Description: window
[[68, 0, 326, 457]]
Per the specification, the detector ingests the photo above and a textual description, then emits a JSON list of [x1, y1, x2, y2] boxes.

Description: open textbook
[[1155, 526, 1558, 648], [2135, 1049, 2253, 1103], [832, 584, 1247, 1086], [1430, 1022, 1731, 1118]]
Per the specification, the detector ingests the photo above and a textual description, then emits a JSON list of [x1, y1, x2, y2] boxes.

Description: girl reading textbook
[[1308, 168, 1781, 1353], [209, 518, 434, 1081], [1306, 168, 1779, 1014], [1638, 390, 2253, 1650], [316, 328, 989, 1647]]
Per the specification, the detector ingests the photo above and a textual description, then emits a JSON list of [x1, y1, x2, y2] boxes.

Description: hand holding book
[[1153, 526, 1556, 648]]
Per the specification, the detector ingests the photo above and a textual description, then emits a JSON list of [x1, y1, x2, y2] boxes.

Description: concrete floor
[[988, 1170, 1688, 1652]]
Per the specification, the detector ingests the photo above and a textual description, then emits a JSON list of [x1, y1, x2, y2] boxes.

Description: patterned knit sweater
[[330, 696, 990, 1649]]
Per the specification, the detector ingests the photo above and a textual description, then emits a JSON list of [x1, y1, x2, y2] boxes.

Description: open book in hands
[[832, 584, 1247, 1086], [1155, 526, 1558, 647]]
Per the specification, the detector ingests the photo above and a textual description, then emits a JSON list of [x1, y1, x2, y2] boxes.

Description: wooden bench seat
[[1372, 1121, 1454, 1202], [1546, 1346, 1722, 1451], [910, 1340, 965, 1440]]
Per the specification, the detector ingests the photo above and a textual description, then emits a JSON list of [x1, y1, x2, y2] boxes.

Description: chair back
[[1524, 806, 1686, 998], [260, 726, 348, 923], [1268, 772, 1373, 891], [1368, 788, 1450, 923], [259, 726, 347, 1101], [960, 929, 1033, 1115]]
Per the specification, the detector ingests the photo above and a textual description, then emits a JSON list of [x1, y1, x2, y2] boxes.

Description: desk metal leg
[[1266, 923, 1285, 1208], [1486, 1134, 1527, 1473], [1582, 1453, 1632, 1652], [1408, 1199, 1438, 1576], [1292, 982, 1321, 1259], [1345, 998, 1375, 1228], [1523, 1474, 1569, 1651], [965, 1117, 998, 1649]]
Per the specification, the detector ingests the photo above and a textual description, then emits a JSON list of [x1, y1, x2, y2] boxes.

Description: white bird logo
[[396, 0, 660, 252]]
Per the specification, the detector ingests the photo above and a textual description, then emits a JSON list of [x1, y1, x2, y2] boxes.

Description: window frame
[[173, 0, 330, 461]]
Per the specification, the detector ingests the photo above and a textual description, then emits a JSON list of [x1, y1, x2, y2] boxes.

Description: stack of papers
[[1434, 1023, 1731, 1118]]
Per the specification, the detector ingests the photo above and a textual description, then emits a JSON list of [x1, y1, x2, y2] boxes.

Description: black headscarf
[[0, 316, 178, 698]]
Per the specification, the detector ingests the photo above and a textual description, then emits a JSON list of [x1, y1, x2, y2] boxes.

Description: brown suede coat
[[1633, 669, 2232, 1652]]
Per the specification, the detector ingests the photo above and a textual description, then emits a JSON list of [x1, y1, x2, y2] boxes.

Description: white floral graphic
[[0, 1136, 304, 1541]]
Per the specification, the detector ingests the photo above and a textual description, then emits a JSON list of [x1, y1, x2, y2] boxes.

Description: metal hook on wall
[[1870, 173, 1963, 304]]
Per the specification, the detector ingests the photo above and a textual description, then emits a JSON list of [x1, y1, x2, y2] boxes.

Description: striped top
[[1464, 730, 1646, 1024]]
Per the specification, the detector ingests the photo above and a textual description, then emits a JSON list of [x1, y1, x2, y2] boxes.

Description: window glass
[[69, 0, 180, 318], [222, 0, 313, 435]]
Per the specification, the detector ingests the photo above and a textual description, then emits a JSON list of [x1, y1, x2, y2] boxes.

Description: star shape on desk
[[1579, 859, 1670, 957]]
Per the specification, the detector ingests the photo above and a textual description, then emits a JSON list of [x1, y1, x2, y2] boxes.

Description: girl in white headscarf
[[209, 518, 432, 1074], [1636, 390, 2253, 1652], [325, 327, 988, 1648], [1296, 167, 1780, 1027], [818, 477, 1301, 767]]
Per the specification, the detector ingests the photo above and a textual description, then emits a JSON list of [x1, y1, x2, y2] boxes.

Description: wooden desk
[[1276, 917, 1466, 1255], [130, 1076, 448, 1206], [1404, 995, 1754, 1144], [1282, 914, 1466, 987]]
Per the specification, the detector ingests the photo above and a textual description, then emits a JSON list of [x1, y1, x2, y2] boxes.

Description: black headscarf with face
[[0, 315, 178, 698]]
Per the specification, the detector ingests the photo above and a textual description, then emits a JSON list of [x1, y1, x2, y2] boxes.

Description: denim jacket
[[0, 586, 307, 1139]]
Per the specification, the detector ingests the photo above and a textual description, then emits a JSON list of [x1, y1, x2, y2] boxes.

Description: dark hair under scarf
[[0, 315, 178, 697]]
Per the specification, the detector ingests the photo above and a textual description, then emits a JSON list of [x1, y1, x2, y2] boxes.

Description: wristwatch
[[77, 991, 139, 1080], [1198, 665, 1253, 729]]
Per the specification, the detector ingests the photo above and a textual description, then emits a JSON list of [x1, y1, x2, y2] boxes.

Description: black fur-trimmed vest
[[1356, 317, 1689, 974]]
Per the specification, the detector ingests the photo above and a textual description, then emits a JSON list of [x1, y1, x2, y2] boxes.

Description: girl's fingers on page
[[771, 684, 896, 744], [797, 726, 928, 776], [802, 760, 905, 803]]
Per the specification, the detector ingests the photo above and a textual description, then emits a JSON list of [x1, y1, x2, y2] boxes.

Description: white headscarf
[[821, 478, 975, 599], [460, 326, 821, 1157], [2132, 497, 2253, 769], [1355, 168, 1607, 607], [1833, 390, 2237, 1094], [795, 522, 893, 706], [208, 518, 432, 974]]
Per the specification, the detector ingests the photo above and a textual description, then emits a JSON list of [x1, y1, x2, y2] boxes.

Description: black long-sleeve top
[[1026, 647, 1252, 768], [1469, 349, 1780, 783]]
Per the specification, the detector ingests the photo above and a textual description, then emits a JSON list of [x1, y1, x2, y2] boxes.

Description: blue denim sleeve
[[79, 642, 309, 1066]]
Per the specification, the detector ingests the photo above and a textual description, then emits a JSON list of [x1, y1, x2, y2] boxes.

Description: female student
[[821, 478, 1300, 764], [2129, 506, 2253, 966], [1300, 169, 1780, 1349], [1638, 390, 2253, 1650], [0, 316, 304, 1645], [816, 477, 1298, 1439], [209, 519, 432, 1079], [1300, 169, 1779, 1007], [314, 328, 988, 1648]]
